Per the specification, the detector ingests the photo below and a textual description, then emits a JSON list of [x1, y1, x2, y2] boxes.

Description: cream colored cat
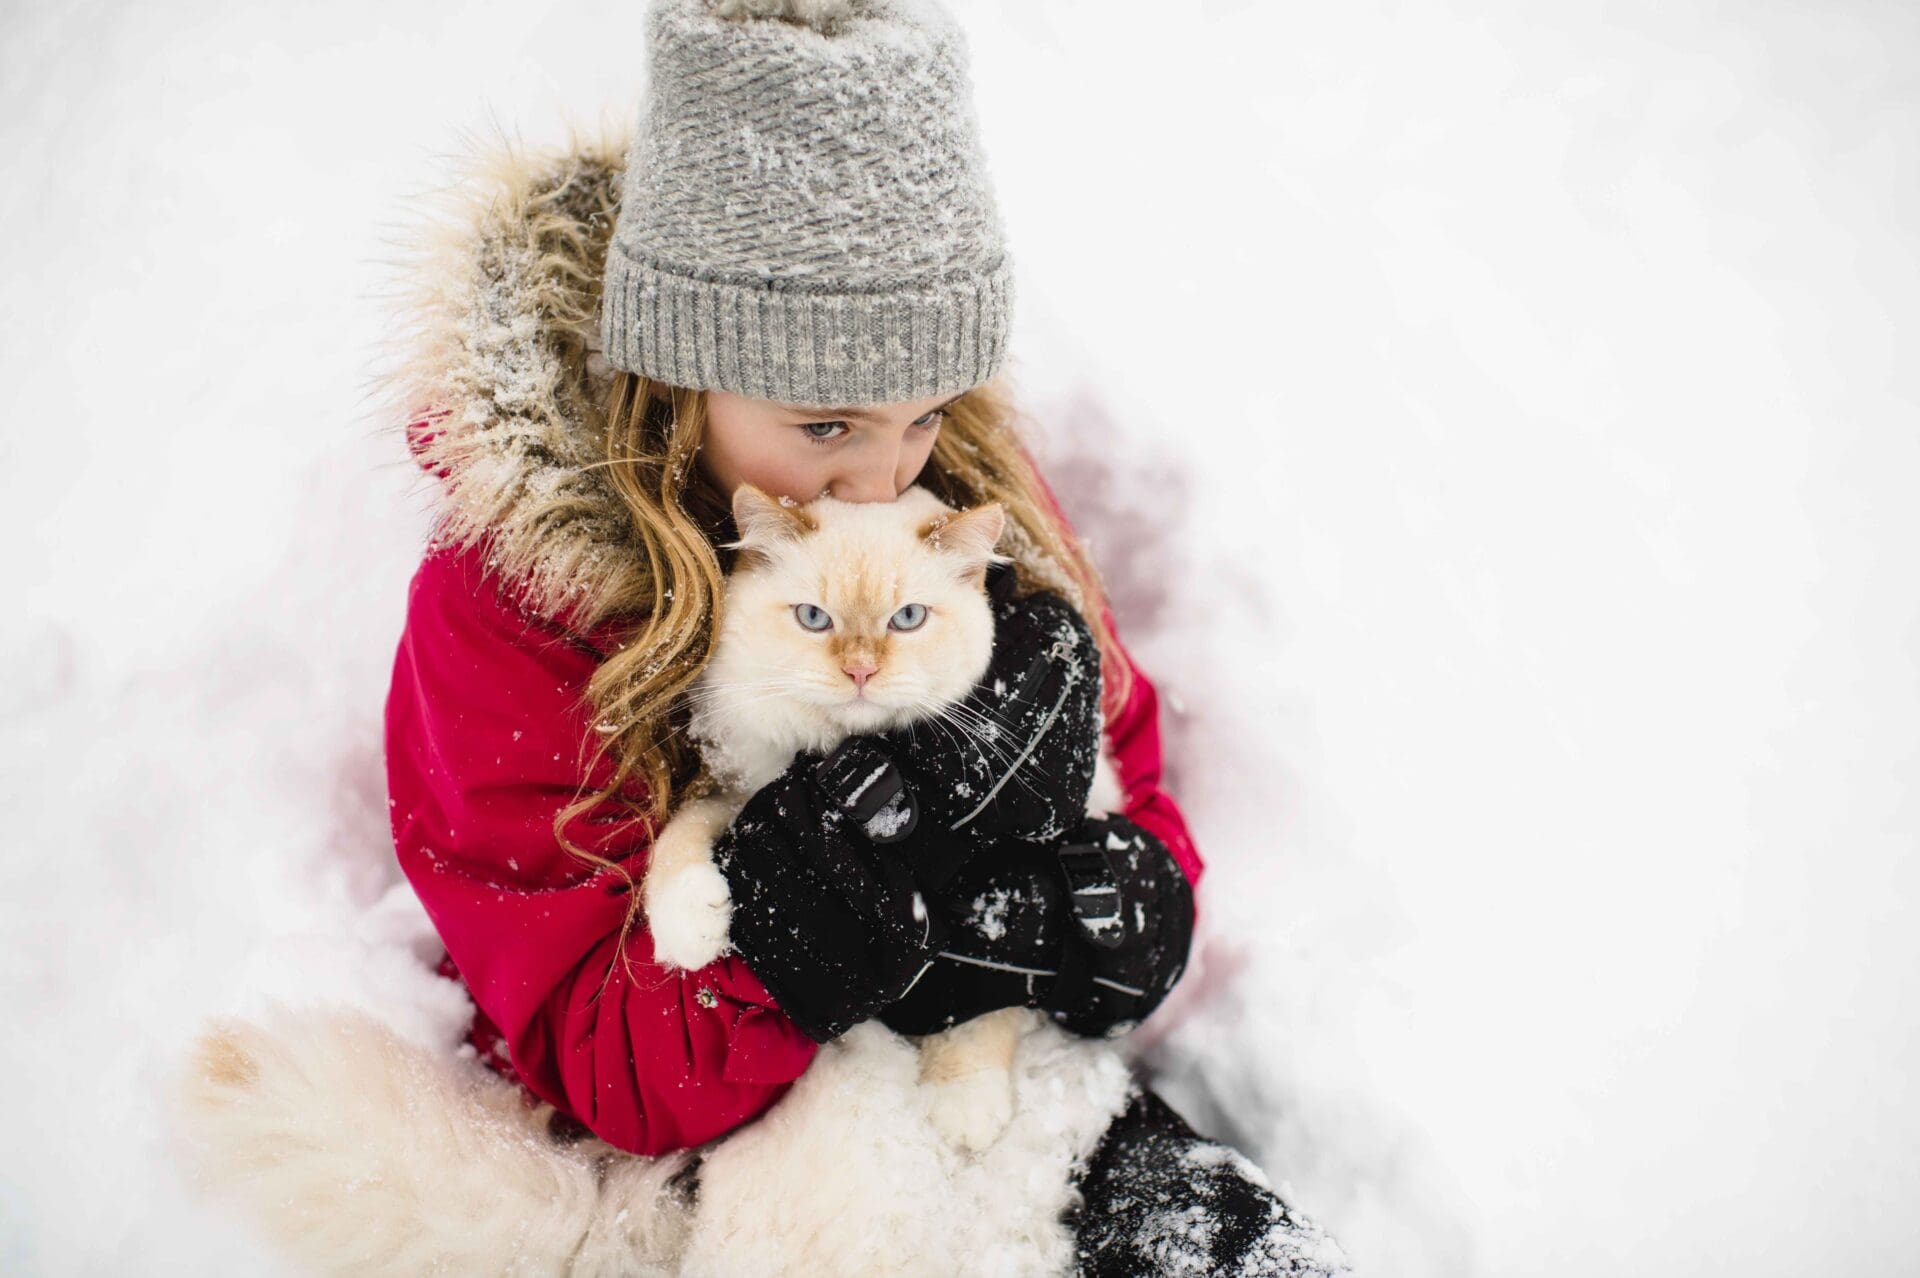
[[645, 482, 1121, 1152]]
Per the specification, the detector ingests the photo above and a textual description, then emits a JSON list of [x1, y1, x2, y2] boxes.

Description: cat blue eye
[[889, 603, 928, 632], [794, 604, 834, 632]]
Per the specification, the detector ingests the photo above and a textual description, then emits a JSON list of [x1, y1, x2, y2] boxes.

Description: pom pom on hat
[[708, 0, 860, 30]]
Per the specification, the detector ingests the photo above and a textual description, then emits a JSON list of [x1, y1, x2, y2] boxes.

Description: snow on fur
[[369, 126, 649, 634]]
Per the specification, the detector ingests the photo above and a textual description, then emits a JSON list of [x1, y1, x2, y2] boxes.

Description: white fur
[[647, 486, 1005, 971], [645, 858, 735, 971], [923, 1060, 1017, 1154], [689, 486, 1002, 793], [167, 1004, 692, 1276], [678, 1016, 1132, 1278], [171, 1005, 1133, 1276], [651, 486, 1115, 1158], [642, 795, 740, 971]]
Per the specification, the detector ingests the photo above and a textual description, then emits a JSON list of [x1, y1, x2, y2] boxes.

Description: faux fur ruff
[[374, 125, 1076, 635], [374, 124, 648, 633], [172, 1004, 1133, 1276]]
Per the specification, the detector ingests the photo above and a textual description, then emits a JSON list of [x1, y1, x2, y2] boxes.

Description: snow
[[4, 2, 1919, 1277], [863, 792, 915, 840], [843, 761, 892, 807], [969, 887, 1014, 942]]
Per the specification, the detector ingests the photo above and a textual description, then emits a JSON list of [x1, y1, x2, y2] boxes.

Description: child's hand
[[711, 748, 946, 1043], [879, 813, 1194, 1041], [881, 566, 1104, 850]]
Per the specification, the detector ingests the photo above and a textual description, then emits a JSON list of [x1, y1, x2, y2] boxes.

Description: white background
[[3, 1, 1916, 1274]]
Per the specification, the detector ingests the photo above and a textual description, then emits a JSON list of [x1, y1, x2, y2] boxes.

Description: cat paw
[[648, 863, 734, 971], [926, 1068, 1015, 1154]]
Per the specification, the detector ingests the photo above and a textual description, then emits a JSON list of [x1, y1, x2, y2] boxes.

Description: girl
[[383, 0, 1350, 1272]]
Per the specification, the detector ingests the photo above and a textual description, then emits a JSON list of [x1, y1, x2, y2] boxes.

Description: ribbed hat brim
[[601, 243, 1012, 405]]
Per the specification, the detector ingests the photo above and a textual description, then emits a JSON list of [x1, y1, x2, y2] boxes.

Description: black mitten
[[879, 813, 1194, 1039], [879, 564, 1104, 875], [712, 746, 945, 1043]]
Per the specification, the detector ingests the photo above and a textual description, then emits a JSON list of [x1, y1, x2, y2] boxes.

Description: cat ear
[[730, 483, 818, 556], [918, 502, 1007, 576]]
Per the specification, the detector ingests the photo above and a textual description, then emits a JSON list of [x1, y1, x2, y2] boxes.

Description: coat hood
[[381, 126, 648, 635]]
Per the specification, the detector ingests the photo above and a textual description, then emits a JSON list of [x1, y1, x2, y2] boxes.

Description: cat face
[[702, 484, 1006, 738]]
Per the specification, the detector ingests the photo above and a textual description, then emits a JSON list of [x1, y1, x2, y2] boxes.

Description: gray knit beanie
[[600, 0, 1013, 406]]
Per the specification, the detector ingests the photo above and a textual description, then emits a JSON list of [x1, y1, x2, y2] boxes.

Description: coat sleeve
[[1100, 624, 1206, 901], [1017, 454, 1206, 905], [384, 540, 819, 1157]]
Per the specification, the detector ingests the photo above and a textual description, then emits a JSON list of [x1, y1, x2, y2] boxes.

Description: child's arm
[[385, 541, 819, 1157]]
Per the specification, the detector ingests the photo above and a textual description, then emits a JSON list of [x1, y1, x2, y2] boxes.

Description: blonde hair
[[555, 370, 1130, 973]]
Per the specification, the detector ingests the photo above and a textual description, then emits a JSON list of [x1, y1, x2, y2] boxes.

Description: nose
[[843, 661, 878, 690], [829, 444, 907, 504], [830, 467, 898, 504]]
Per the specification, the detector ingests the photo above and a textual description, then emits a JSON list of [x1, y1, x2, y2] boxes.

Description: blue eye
[[793, 604, 833, 632], [801, 411, 943, 445], [889, 603, 927, 631]]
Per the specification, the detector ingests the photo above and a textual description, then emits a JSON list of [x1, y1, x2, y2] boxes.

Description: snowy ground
[[4, 2, 1918, 1274]]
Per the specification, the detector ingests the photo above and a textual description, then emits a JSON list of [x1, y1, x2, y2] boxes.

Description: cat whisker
[[938, 698, 1038, 739], [913, 702, 1061, 806], [907, 703, 980, 765], [911, 698, 1028, 765], [907, 702, 1044, 797]]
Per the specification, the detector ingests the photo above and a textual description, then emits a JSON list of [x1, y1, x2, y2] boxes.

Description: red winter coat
[[385, 525, 1202, 1157]]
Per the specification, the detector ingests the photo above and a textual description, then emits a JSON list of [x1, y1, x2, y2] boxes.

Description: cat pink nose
[[843, 662, 878, 689]]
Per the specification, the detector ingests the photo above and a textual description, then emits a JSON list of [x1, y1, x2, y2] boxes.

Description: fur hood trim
[[378, 125, 647, 633]]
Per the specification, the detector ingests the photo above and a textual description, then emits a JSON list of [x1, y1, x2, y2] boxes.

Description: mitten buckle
[[818, 738, 919, 844], [1057, 841, 1125, 948]]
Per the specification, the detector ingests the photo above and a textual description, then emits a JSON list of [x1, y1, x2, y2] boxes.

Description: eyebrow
[[785, 393, 967, 421]]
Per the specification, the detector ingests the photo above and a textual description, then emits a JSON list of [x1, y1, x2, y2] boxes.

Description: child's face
[[698, 387, 967, 506]]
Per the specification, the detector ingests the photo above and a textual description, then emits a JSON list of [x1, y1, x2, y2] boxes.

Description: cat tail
[[167, 1003, 692, 1277]]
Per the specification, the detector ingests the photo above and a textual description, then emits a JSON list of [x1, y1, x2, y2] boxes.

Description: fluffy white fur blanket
[[170, 1004, 1134, 1276]]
